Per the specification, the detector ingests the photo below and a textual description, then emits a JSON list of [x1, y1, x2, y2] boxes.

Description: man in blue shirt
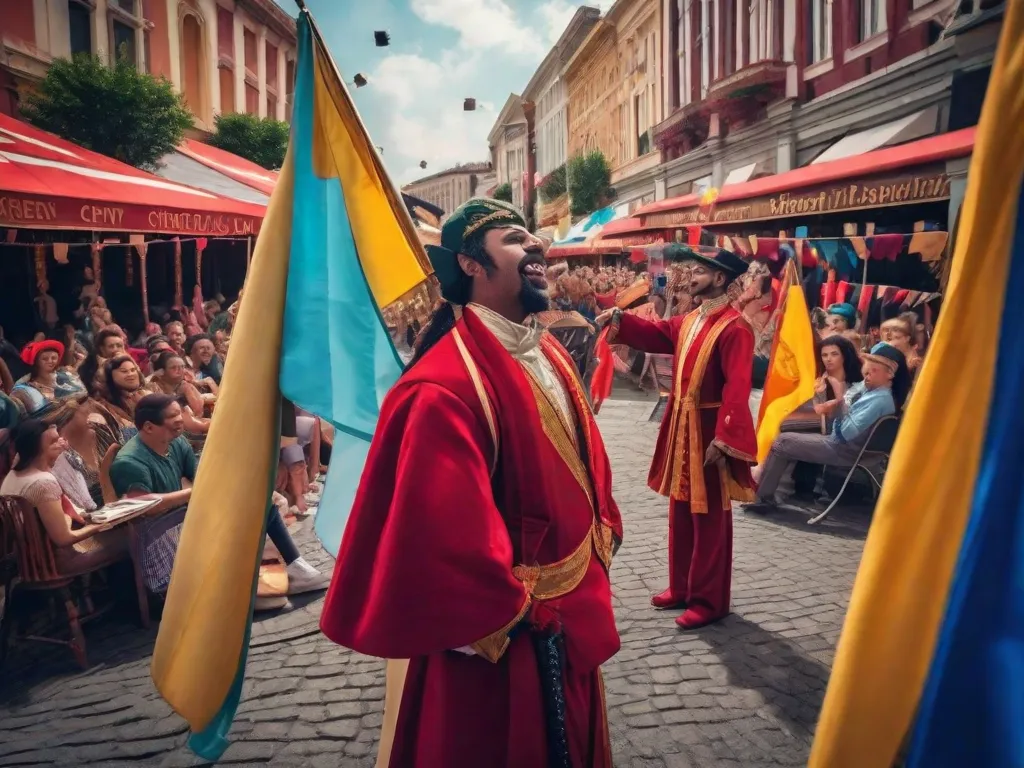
[[746, 342, 907, 509]]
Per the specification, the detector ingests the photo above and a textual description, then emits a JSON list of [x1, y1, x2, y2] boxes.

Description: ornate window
[[810, 0, 833, 62], [748, 0, 777, 63], [859, 0, 887, 41], [107, 0, 145, 69], [68, 0, 94, 56], [178, 1, 210, 126]]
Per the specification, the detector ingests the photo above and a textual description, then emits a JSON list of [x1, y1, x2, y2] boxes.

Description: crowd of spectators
[[0, 291, 329, 616]]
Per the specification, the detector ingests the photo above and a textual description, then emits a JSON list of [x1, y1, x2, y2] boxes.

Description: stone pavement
[[0, 398, 872, 767]]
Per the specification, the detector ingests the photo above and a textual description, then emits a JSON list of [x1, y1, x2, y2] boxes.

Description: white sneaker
[[286, 558, 331, 595]]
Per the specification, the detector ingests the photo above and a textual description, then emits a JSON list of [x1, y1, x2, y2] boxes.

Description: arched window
[[178, 1, 210, 127]]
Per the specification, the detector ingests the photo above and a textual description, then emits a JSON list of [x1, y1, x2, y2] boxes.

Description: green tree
[[208, 113, 290, 170], [567, 150, 614, 217], [538, 164, 567, 202], [20, 53, 192, 171], [493, 182, 514, 203]]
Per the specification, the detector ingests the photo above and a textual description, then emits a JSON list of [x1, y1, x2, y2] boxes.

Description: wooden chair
[[0, 496, 118, 669], [807, 415, 901, 525]]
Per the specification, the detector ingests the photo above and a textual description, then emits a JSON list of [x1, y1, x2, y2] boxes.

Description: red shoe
[[651, 589, 687, 610], [675, 607, 726, 630]]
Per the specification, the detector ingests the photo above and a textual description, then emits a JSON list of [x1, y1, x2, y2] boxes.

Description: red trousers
[[667, 492, 733, 621]]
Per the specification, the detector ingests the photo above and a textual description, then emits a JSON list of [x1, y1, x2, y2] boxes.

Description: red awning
[[0, 113, 265, 236], [636, 126, 976, 220], [598, 216, 644, 239], [177, 138, 279, 197]]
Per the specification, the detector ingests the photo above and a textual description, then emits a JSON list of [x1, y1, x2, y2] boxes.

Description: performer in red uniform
[[600, 244, 756, 630], [320, 198, 622, 768]]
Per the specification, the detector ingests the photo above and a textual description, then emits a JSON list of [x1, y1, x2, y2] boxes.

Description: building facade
[[563, 21, 621, 167], [487, 94, 529, 211], [523, 6, 601, 183], [606, 0, 663, 207], [0, 0, 297, 131], [401, 162, 492, 216], [651, 0, 996, 208], [522, 6, 600, 231]]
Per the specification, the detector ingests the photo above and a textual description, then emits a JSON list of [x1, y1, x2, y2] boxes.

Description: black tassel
[[532, 630, 570, 768]]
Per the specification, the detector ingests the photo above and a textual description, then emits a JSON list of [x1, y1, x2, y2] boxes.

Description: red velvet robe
[[616, 298, 756, 625], [320, 307, 622, 768]]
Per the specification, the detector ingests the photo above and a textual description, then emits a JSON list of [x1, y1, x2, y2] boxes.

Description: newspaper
[[88, 497, 161, 524]]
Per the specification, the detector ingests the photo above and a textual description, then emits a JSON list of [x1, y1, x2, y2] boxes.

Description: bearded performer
[[599, 244, 756, 630], [320, 198, 622, 768]]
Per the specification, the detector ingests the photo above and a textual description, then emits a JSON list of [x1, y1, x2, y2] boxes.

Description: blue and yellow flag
[[809, 7, 1024, 768], [150, 8, 429, 759]]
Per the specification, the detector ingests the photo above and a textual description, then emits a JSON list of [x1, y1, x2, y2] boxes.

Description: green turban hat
[[425, 197, 526, 302]]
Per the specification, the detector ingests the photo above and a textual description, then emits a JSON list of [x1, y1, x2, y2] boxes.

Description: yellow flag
[[755, 261, 818, 462]]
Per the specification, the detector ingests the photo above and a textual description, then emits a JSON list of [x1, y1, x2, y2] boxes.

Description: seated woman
[[9, 340, 86, 417], [147, 351, 210, 452], [781, 335, 864, 433], [184, 334, 223, 391], [744, 342, 910, 512], [0, 419, 128, 572], [45, 397, 117, 510], [763, 335, 865, 500], [91, 356, 151, 450]]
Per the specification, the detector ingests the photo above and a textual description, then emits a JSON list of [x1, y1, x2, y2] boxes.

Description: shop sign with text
[[642, 169, 951, 229], [0, 194, 262, 236]]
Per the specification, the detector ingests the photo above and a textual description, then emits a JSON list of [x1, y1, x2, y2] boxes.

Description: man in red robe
[[320, 198, 622, 768], [599, 244, 756, 630]]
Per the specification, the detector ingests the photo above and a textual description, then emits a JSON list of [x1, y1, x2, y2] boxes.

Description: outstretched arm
[[602, 310, 682, 355]]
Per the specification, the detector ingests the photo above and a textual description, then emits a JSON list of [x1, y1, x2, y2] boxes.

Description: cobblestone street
[[0, 397, 872, 767]]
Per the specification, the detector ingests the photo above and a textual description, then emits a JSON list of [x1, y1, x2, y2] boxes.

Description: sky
[[272, 0, 614, 186]]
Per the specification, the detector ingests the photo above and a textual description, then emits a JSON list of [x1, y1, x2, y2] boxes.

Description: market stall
[[0, 113, 265, 343], [597, 128, 973, 333]]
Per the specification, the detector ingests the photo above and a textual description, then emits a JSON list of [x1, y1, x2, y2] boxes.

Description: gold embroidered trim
[[597, 669, 613, 768], [452, 326, 499, 476], [713, 438, 756, 463], [658, 313, 736, 511], [475, 519, 614, 662], [542, 336, 598, 463], [594, 522, 615, 571], [470, 595, 532, 663], [513, 522, 598, 601], [463, 210, 518, 239], [523, 363, 578, 449], [525, 371, 594, 512]]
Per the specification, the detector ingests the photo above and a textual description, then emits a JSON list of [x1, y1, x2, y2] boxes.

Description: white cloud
[[370, 52, 496, 184], [369, 0, 622, 186], [410, 0, 548, 57], [537, 0, 617, 43]]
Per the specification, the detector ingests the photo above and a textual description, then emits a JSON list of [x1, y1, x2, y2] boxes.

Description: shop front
[[608, 128, 975, 292], [0, 113, 267, 342]]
